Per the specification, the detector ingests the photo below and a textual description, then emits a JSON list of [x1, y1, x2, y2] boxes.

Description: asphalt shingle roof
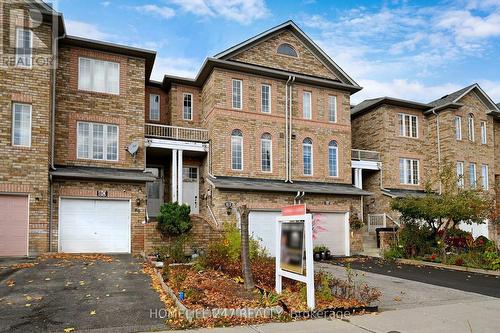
[[427, 84, 476, 108], [50, 166, 156, 182]]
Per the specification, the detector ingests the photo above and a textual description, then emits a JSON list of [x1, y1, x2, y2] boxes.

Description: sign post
[[275, 205, 315, 309]]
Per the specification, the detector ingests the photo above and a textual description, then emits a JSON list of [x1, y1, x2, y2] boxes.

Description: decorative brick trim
[[11, 93, 33, 103], [59, 187, 131, 199], [0, 183, 32, 193]]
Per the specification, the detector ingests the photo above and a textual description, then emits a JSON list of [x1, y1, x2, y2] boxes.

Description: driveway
[[0, 254, 167, 333]]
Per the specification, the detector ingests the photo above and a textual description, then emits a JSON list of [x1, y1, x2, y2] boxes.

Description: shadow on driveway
[[0, 254, 167, 333]]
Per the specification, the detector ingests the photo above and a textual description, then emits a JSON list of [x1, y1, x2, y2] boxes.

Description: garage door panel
[[59, 199, 130, 253], [0, 195, 29, 257]]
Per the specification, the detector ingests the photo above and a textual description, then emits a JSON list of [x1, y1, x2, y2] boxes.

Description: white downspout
[[285, 76, 291, 182], [432, 110, 442, 194], [289, 76, 295, 183]]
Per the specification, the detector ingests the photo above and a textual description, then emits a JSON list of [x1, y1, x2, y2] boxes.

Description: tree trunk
[[238, 204, 255, 291]]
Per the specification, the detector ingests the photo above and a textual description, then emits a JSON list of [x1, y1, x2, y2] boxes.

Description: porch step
[[361, 233, 380, 258]]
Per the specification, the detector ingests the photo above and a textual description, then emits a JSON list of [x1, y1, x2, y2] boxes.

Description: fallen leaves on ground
[[90, 310, 96, 315], [11, 263, 37, 270], [63, 328, 75, 332], [38, 253, 114, 263], [6, 280, 15, 287]]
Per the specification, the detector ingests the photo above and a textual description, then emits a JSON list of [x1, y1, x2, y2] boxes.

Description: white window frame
[[468, 114, 475, 141], [399, 158, 419, 185], [456, 161, 464, 188], [260, 134, 272, 172], [78, 57, 120, 95], [261, 84, 271, 114], [481, 164, 489, 190], [231, 130, 243, 171], [15, 28, 33, 68], [303, 139, 313, 176], [232, 79, 242, 110], [480, 121, 487, 144], [183, 93, 193, 121], [328, 141, 338, 177], [149, 94, 160, 121], [77, 121, 119, 161], [398, 113, 418, 138], [454, 116, 462, 140], [303, 91, 312, 120], [469, 162, 477, 189], [12, 103, 32, 147], [328, 95, 337, 123]]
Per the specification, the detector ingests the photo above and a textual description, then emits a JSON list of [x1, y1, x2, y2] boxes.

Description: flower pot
[[314, 252, 321, 261], [320, 251, 326, 260], [325, 250, 331, 260]]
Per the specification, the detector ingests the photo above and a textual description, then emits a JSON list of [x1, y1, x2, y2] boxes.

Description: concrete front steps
[[360, 233, 381, 258]]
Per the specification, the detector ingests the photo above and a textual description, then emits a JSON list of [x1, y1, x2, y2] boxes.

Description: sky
[[53, 0, 500, 104]]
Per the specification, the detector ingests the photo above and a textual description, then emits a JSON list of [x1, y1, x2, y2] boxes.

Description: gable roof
[[33, 0, 66, 37], [351, 97, 431, 118], [214, 20, 360, 88]]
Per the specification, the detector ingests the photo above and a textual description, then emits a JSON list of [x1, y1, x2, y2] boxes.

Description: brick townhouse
[[1, 2, 373, 257], [351, 84, 500, 250]]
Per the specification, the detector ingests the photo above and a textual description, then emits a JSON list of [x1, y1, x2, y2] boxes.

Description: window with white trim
[[467, 114, 475, 141], [399, 158, 419, 185], [328, 140, 338, 177], [12, 103, 32, 147], [183, 93, 193, 120], [15, 28, 32, 68], [77, 122, 119, 161], [303, 92, 312, 119], [328, 96, 337, 122], [454, 116, 462, 140], [261, 84, 271, 113], [481, 164, 489, 190], [78, 57, 120, 94], [231, 129, 243, 170], [149, 94, 160, 121], [303, 138, 313, 175], [480, 121, 487, 144], [261, 133, 272, 172], [469, 162, 477, 188], [456, 161, 464, 188], [232, 79, 242, 109], [398, 113, 418, 138]]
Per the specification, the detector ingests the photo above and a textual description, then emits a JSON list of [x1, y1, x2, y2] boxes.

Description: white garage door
[[59, 198, 131, 253], [249, 211, 350, 257]]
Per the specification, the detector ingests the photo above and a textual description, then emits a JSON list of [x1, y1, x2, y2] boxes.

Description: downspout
[[432, 110, 442, 194], [284, 76, 292, 182], [289, 76, 296, 183]]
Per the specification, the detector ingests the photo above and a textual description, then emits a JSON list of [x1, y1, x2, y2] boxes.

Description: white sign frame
[[275, 213, 315, 309]]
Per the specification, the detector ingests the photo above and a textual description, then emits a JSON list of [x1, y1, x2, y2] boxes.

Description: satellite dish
[[126, 141, 140, 156]]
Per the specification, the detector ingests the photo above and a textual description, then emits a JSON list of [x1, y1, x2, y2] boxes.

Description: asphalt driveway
[[0, 254, 167, 333]]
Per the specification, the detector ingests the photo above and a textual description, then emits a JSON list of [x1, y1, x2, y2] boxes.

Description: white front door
[[182, 167, 199, 214], [59, 198, 131, 253], [146, 167, 164, 217]]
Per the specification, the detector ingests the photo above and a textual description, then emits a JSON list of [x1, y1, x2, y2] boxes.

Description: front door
[[146, 167, 164, 217], [183, 166, 199, 214]]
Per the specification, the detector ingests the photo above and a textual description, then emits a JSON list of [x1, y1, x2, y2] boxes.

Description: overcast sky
[[56, 0, 500, 104]]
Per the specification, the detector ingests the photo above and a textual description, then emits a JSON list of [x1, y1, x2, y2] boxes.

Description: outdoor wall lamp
[[225, 201, 233, 215], [136, 198, 141, 206]]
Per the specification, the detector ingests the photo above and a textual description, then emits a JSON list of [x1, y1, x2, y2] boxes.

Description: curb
[[395, 258, 500, 277]]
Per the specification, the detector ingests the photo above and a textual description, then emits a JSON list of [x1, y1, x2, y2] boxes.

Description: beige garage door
[[0, 195, 29, 257]]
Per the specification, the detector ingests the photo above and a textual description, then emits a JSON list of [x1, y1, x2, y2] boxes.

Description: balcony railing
[[351, 149, 380, 162], [145, 123, 209, 142]]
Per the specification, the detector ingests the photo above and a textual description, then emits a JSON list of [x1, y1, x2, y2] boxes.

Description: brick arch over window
[[231, 129, 243, 171], [328, 140, 339, 177]]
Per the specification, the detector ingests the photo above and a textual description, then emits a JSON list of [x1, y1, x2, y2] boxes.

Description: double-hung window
[[149, 94, 160, 121], [12, 103, 32, 147], [232, 79, 242, 109], [78, 57, 120, 94], [468, 114, 475, 141], [398, 113, 418, 138], [481, 164, 489, 190], [261, 133, 272, 172], [231, 129, 243, 170], [303, 92, 312, 119], [454, 116, 462, 140], [469, 163, 477, 188], [183, 93, 193, 120], [261, 84, 271, 113], [480, 121, 487, 144], [328, 96, 337, 122], [15, 28, 32, 68], [328, 140, 338, 177], [303, 138, 313, 175], [399, 158, 419, 185], [77, 122, 119, 161], [456, 161, 464, 188]]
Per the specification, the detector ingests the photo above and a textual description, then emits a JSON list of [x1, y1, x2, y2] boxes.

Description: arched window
[[303, 138, 313, 175], [261, 133, 272, 172], [468, 113, 475, 141], [277, 43, 298, 57], [231, 129, 243, 170], [328, 140, 338, 177]]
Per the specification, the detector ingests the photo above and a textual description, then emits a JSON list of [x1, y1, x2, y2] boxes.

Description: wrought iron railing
[[145, 123, 209, 142]]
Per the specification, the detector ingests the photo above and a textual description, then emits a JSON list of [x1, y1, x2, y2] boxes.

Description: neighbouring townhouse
[[1, 1, 377, 257], [351, 84, 500, 251]]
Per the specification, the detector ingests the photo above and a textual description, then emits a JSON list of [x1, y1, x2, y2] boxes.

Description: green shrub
[[384, 245, 404, 260], [156, 202, 192, 237], [153, 235, 190, 264], [398, 222, 435, 258]]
